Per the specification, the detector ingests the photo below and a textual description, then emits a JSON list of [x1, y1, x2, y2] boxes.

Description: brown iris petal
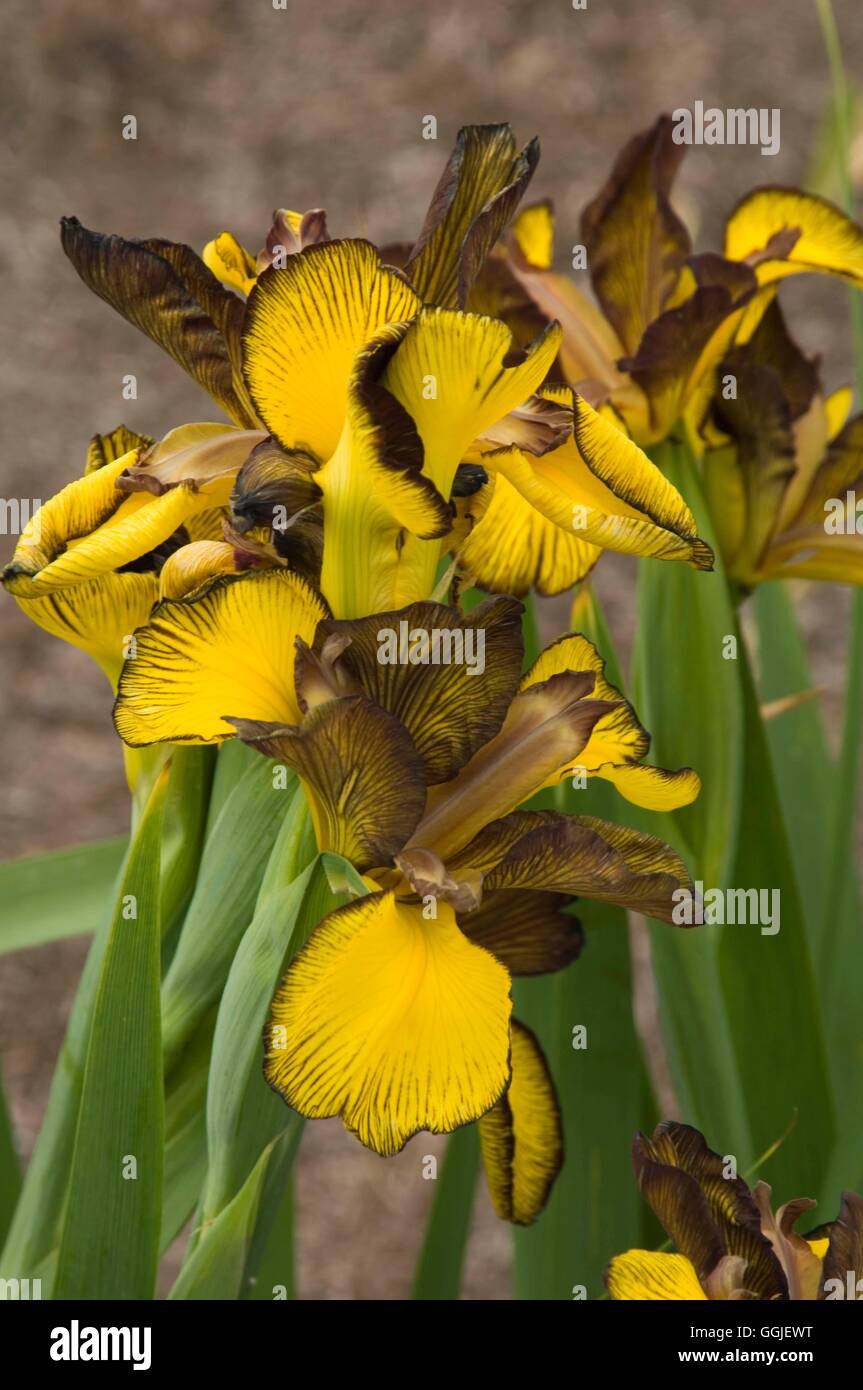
[[580, 114, 691, 356], [639, 1123, 789, 1300], [310, 596, 525, 785], [229, 695, 426, 871], [458, 888, 583, 976], [60, 217, 256, 425]]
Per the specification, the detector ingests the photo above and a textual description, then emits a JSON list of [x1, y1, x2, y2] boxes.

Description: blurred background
[[1, 0, 861, 1297]]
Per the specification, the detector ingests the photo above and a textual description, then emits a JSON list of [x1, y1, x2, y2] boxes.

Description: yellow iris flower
[[701, 302, 863, 589], [606, 1121, 862, 1300], [484, 115, 863, 454], [58, 124, 713, 615], [112, 573, 699, 1216]]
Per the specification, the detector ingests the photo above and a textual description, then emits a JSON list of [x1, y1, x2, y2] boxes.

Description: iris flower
[[58, 124, 713, 614], [702, 302, 863, 589], [483, 115, 863, 452], [113, 573, 698, 1220], [0, 422, 280, 677], [606, 1122, 863, 1300]]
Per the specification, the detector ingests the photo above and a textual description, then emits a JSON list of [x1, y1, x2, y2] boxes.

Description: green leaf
[[160, 754, 299, 1073], [633, 440, 752, 1153], [245, 1176, 296, 1301], [716, 644, 836, 1200], [158, 745, 216, 955], [0, 1066, 21, 1250], [0, 838, 127, 956], [169, 1130, 300, 1300], [53, 767, 168, 1300], [513, 587, 655, 1300], [199, 787, 320, 1223], [411, 1125, 480, 1300], [752, 581, 832, 935], [160, 1010, 216, 1254]]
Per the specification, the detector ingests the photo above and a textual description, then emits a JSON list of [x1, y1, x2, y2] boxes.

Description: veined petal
[[592, 762, 701, 811], [456, 469, 600, 595], [381, 307, 562, 503], [409, 676, 618, 861], [315, 325, 453, 616], [2, 454, 135, 585], [114, 568, 327, 746], [605, 1250, 707, 1300], [406, 124, 539, 309], [724, 188, 863, 288], [242, 239, 421, 460], [459, 889, 582, 975], [466, 809, 692, 923], [580, 115, 691, 355], [490, 438, 712, 570], [11, 570, 158, 687], [636, 1124, 788, 1300], [230, 695, 426, 871], [85, 424, 154, 475], [263, 892, 512, 1155], [478, 1020, 563, 1224], [307, 596, 524, 783], [202, 231, 258, 296], [60, 218, 254, 424]]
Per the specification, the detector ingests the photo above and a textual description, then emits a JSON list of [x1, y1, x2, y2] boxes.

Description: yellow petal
[[511, 201, 555, 271], [264, 892, 512, 1155], [114, 568, 327, 745], [202, 231, 258, 296], [158, 540, 242, 600], [315, 325, 452, 617], [4, 454, 136, 585], [593, 762, 701, 811], [381, 307, 562, 502], [605, 1250, 707, 1300], [725, 188, 863, 288], [456, 468, 600, 596], [478, 1020, 562, 1224], [11, 571, 158, 687], [242, 239, 421, 460]]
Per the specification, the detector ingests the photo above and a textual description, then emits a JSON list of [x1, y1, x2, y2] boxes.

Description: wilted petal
[[406, 124, 539, 309], [580, 115, 691, 355], [60, 218, 255, 425]]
